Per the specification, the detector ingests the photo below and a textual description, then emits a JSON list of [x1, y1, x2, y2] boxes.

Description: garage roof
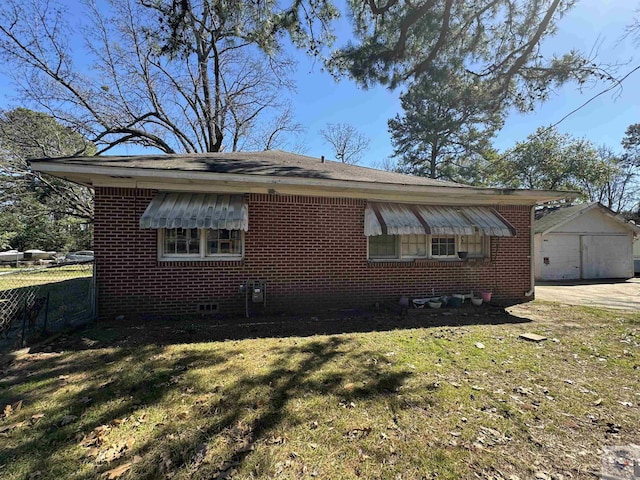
[[535, 202, 640, 235]]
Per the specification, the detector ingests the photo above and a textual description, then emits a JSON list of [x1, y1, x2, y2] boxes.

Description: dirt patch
[[25, 303, 530, 351]]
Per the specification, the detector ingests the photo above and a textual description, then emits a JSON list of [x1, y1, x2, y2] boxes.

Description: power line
[[548, 65, 640, 132], [499, 64, 640, 161]]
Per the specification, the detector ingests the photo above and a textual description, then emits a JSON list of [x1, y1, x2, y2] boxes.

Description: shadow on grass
[[0, 333, 414, 479], [25, 306, 533, 353]]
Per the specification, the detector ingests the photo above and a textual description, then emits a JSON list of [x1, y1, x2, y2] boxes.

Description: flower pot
[[428, 301, 442, 309], [480, 291, 492, 302], [457, 251, 468, 259], [449, 296, 463, 308], [471, 297, 483, 306]]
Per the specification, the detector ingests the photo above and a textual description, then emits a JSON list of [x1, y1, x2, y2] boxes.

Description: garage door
[[581, 235, 632, 279], [540, 235, 581, 280]]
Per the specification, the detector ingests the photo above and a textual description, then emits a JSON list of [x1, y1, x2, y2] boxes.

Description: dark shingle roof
[[32, 150, 468, 188]]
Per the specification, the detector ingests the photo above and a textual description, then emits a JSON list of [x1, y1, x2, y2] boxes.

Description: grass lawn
[[0, 265, 92, 292], [0, 302, 638, 479]]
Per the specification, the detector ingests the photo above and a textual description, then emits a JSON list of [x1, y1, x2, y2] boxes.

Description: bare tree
[[0, 0, 319, 154], [319, 123, 370, 164], [371, 156, 398, 172], [243, 104, 307, 153]]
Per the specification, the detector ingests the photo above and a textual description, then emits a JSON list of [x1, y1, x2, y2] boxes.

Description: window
[[460, 232, 487, 258], [369, 233, 489, 260], [207, 229, 242, 255], [431, 236, 456, 257], [401, 234, 427, 257], [369, 234, 398, 258], [160, 228, 243, 260], [164, 228, 200, 255]]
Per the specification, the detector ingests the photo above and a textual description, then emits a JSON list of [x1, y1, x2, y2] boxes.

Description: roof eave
[[30, 161, 577, 205]]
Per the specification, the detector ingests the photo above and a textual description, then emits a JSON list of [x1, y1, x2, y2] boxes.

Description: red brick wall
[[94, 188, 533, 319]]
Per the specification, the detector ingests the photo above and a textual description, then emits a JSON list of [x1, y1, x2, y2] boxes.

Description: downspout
[[525, 205, 535, 297]]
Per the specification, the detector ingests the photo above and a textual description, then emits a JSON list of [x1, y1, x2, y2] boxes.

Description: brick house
[[31, 151, 570, 319]]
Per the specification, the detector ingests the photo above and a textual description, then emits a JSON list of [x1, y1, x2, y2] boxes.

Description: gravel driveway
[[535, 278, 640, 311]]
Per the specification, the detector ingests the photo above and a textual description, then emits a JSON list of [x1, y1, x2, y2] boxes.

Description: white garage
[[534, 203, 639, 281]]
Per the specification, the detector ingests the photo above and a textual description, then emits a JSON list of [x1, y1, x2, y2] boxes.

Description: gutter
[[525, 206, 535, 297], [29, 161, 575, 205]]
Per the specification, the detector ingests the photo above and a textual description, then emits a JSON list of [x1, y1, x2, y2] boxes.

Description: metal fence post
[[43, 291, 50, 334], [20, 297, 27, 347]]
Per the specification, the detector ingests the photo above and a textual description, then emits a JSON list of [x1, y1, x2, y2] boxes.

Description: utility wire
[[498, 63, 640, 162]]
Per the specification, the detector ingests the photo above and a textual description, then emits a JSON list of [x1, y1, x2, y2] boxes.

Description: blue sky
[[291, 0, 640, 166]]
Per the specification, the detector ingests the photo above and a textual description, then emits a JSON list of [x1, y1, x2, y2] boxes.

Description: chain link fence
[[0, 261, 95, 352]]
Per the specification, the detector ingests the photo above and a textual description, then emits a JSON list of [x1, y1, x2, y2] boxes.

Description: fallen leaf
[[593, 398, 603, 406], [85, 447, 100, 457], [103, 462, 132, 479], [475, 342, 485, 349], [0, 421, 26, 433]]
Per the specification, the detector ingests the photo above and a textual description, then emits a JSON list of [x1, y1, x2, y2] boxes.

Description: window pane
[[207, 229, 242, 255], [431, 236, 456, 257], [460, 233, 485, 257], [164, 228, 199, 255], [401, 234, 427, 257], [188, 228, 200, 253], [369, 235, 397, 258], [164, 228, 176, 254]]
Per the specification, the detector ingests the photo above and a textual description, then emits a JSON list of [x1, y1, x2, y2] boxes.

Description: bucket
[[481, 291, 492, 302], [449, 296, 463, 308]]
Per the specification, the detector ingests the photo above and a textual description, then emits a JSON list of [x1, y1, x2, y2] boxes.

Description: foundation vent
[[197, 303, 219, 314]]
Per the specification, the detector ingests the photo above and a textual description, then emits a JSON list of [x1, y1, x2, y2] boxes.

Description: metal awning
[[140, 192, 248, 230], [364, 202, 515, 237]]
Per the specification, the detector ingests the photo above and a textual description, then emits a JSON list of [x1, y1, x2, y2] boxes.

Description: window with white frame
[[369, 233, 489, 260], [431, 236, 456, 258], [401, 234, 427, 257], [160, 228, 243, 260], [369, 234, 398, 258], [459, 232, 488, 258]]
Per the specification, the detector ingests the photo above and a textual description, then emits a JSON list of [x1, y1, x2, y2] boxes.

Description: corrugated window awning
[[364, 202, 515, 237], [140, 192, 248, 230]]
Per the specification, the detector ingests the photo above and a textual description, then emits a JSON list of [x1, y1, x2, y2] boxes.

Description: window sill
[[367, 258, 415, 263], [368, 257, 490, 266], [159, 255, 244, 263]]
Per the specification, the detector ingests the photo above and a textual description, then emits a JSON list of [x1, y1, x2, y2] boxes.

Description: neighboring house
[[534, 202, 640, 281], [31, 151, 569, 319]]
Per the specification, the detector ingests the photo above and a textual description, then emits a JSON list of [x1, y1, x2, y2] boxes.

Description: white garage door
[[581, 235, 632, 279], [540, 235, 581, 280]]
